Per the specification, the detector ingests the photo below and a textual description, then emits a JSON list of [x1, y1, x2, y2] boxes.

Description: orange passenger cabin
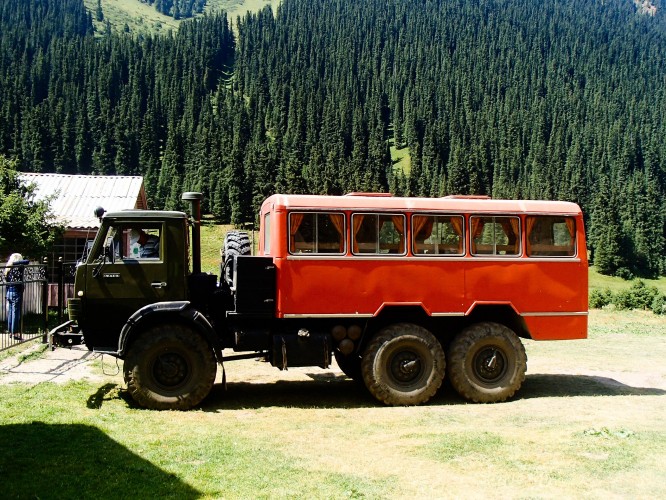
[[258, 194, 588, 341]]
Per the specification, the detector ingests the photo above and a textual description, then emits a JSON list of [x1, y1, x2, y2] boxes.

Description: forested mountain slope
[[0, 0, 664, 276]]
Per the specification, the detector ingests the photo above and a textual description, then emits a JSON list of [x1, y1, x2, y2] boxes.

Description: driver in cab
[[129, 229, 159, 259]]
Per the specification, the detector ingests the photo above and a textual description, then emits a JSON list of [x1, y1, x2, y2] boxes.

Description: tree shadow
[[0, 423, 201, 498]]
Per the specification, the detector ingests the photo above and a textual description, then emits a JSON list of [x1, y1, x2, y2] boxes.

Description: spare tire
[[221, 231, 251, 285]]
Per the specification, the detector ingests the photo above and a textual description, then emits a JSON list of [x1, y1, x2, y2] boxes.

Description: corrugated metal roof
[[19, 173, 146, 230]]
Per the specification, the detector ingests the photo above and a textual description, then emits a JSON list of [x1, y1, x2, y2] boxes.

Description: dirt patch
[[0, 344, 118, 385]]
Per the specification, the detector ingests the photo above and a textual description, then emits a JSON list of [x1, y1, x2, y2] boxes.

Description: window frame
[[95, 222, 163, 263], [351, 212, 406, 256], [410, 213, 465, 256], [469, 215, 522, 257], [288, 211, 347, 255], [526, 215, 577, 258]]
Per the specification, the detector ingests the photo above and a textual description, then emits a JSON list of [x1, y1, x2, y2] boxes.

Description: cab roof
[[103, 210, 187, 220]]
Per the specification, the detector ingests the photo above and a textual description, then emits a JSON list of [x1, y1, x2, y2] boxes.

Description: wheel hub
[[390, 351, 422, 383], [473, 347, 507, 382], [152, 352, 189, 388]]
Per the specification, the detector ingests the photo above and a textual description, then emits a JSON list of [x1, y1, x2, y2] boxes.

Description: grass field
[[390, 144, 411, 175], [589, 266, 666, 294], [1, 309, 665, 497]]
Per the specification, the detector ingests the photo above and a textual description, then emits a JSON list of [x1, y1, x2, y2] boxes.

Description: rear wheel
[[362, 323, 445, 405], [447, 322, 527, 403], [124, 324, 217, 410]]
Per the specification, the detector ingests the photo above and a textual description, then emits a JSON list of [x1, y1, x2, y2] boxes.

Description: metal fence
[[0, 259, 76, 352], [0, 261, 49, 351]]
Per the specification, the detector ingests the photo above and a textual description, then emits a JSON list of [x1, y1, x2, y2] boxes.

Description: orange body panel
[[259, 194, 588, 341]]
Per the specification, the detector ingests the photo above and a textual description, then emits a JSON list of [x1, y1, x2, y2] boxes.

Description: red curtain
[[289, 213, 304, 252], [470, 218, 485, 254], [352, 215, 365, 253], [526, 217, 537, 255], [329, 214, 345, 252], [412, 216, 434, 254], [450, 217, 464, 253], [508, 218, 520, 254]]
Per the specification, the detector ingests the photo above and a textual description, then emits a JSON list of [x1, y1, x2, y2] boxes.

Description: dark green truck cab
[[52, 194, 239, 410], [69, 210, 190, 350]]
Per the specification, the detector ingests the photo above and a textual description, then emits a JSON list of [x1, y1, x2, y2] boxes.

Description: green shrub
[[652, 294, 666, 315], [615, 267, 635, 281], [612, 280, 659, 311], [589, 289, 613, 309]]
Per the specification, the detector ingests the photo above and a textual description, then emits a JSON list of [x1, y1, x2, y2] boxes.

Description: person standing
[[4, 253, 29, 340]]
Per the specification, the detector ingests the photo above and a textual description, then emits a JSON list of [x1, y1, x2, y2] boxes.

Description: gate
[[0, 261, 49, 352]]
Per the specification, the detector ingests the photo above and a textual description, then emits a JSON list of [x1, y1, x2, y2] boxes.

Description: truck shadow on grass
[[517, 373, 666, 399], [205, 375, 379, 409], [102, 372, 666, 411], [200, 372, 666, 410], [0, 423, 201, 498]]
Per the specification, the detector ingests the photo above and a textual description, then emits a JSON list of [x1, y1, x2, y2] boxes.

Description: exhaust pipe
[[182, 192, 203, 274]]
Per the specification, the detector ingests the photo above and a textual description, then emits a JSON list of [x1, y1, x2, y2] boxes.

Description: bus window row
[[288, 212, 576, 258]]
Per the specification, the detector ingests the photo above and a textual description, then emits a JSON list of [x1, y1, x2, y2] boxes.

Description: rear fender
[[117, 301, 222, 361], [465, 302, 530, 339]]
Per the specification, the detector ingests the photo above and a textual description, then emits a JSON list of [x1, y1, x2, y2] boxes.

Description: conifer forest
[[0, 0, 665, 276]]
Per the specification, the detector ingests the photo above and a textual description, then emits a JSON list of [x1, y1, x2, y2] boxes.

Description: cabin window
[[289, 212, 345, 254], [470, 216, 520, 256], [412, 215, 464, 255], [99, 224, 162, 261], [352, 213, 405, 255], [526, 216, 576, 257]]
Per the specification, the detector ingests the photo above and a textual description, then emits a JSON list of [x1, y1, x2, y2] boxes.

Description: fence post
[[57, 257, 64, 324], [42, 257, 49, 342]]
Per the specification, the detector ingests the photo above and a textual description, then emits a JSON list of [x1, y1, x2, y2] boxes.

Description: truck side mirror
[[93, 241, 114, 279], [104, 242, 116, 265]]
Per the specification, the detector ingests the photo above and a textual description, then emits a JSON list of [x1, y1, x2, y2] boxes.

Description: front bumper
[[49, 320, 84, 349]]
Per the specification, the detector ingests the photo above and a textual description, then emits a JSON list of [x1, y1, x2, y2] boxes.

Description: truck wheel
[[447, 322, 527, 403], [222, 231, 251, 285], [124, 324, 217, 410], [361, 323, 445, 405], [334, 350, 362, 381]]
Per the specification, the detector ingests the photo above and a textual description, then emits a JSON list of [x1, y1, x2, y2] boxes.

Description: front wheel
[[124, 324, 217, 410], [447, 322, 527, 403], [362, 323, 445, 405]]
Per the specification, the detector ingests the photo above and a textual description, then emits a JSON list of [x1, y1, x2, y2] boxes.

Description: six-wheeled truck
[[50, 192, 588, 410]]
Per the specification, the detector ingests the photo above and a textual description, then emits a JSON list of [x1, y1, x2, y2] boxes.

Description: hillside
[[82, 0, 281, 35], [0, 0, 665, 277]]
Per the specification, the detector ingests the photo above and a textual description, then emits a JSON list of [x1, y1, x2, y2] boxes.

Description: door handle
[[151, 282, 167, 288]]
